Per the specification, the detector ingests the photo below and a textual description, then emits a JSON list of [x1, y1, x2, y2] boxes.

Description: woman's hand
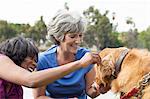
[[87, 81, 111, 98], [79, 52, 101, 68], [86, 81, 101, 98]]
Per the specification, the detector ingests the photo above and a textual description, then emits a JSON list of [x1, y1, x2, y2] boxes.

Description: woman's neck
[[57, 47, 75, 65]]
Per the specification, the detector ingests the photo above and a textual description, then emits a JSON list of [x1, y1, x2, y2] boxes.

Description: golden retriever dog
[[95, 47, 150, 99]]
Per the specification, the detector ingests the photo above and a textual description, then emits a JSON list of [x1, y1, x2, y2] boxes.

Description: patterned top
[[0, 54, 23, 99]]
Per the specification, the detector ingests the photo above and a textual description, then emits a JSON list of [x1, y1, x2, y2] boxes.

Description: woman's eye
[[68, 34, 82, 38], [79, 34, 82, 37], [69, 35, 75, 38]]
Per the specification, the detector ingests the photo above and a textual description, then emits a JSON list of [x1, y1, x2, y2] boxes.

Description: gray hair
[[47, 10, 87, 45]]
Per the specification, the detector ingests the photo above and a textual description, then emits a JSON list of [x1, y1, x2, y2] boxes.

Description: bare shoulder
[[0, 55, 14, 65], [0, 54, 11, 61]]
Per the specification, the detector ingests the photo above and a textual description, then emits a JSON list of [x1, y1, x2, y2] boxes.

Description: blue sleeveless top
[[37, 45, 93, 99]]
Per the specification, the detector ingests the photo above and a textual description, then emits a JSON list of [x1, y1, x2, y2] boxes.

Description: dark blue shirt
[[37, 45, 93, 99]]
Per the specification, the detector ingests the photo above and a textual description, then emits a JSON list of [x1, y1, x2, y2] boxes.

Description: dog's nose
[[99, 83, 111, 94]]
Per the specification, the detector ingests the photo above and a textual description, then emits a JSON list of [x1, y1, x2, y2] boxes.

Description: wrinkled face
[[21, 57, 37, 72], [60, 33, 83, 54]]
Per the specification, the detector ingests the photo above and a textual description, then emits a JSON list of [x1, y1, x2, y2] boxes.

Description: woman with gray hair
[[33, 10, 102, 98]]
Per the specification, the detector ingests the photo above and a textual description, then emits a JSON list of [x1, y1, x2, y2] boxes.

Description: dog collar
[[113, 48, 129, 78]]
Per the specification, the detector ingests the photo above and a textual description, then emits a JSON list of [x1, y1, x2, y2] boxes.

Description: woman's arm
[[33, 86, 50, 99], [0, 52, 99, 88]]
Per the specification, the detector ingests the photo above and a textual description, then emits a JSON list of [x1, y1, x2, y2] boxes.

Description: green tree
[[138, 26, 150, 50], [9, 23, 31, 36], [126, 17, 135, 28], [121, 17, 139, 48], [31, 16, 47, 44], [83, 6, 122, 49], [0, 20, 17, 41], [64, 2, 69, 10], [121, 29, 139, 48]]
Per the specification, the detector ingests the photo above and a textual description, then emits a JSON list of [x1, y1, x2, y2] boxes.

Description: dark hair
[[0, 37, 39, 66]]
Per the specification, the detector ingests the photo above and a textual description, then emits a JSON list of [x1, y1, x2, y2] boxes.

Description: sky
[[0, 0, 150, 32]]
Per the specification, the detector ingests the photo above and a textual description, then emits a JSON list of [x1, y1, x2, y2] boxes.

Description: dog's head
[[95, 47, 150, 95], [95, 47, 127, 93]]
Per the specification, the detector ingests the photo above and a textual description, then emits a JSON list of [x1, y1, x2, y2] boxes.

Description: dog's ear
[[141, 56, 150, 74], [121, 49, 141, 69], [95, 48, 113, 85], [94, 64, 102, 85], [111, 79, 120, 93], [99, 48, 115, 58]]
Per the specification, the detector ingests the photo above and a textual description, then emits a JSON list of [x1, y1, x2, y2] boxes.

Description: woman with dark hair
[[0, 36, 101, 99], [0, 37, 38, 69]]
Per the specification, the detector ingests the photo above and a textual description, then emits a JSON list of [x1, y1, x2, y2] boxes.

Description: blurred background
[[0, 0, 150, 98], [23, 87, 118, 99], [0, 0, 150, 51]]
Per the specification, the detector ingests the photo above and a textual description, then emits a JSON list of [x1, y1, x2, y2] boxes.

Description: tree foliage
[[83, 6, 122, 49], [0, 6, 150, 50], [0, 16, 47, 45], [0, 20, 17, 41], [32, 16, 47, 43], [138, 26, 150, 50]]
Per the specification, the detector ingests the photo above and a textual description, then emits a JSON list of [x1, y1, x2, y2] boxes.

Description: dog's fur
[[95, 47, 150, 99]]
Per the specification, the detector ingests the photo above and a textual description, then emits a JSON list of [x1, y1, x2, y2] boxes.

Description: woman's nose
[[32, 61, 37, 67], [75, 37, 82, 44]]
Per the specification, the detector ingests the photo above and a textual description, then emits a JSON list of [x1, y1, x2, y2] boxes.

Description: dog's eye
[[104, 75, 110, 80]]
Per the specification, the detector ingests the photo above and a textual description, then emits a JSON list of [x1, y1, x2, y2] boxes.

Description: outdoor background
[[23, 87, 117, 99], [0, 0, 150, 98]]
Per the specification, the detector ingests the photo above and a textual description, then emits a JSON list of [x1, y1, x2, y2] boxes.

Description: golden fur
[[95, 47, 150, 99]]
